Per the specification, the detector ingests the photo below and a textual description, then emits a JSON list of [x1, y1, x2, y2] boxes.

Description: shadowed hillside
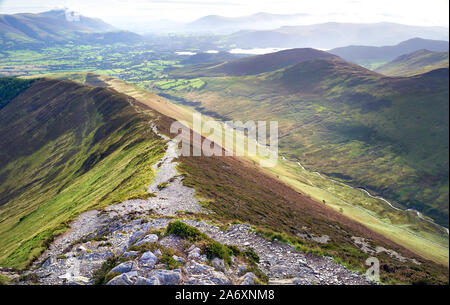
[[0, 78, 166, 269], [375, 50, 449, 76]]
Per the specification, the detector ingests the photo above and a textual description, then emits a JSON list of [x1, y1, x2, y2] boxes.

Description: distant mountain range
[[226, 23, 449, 50], [330, 38, 449, 65], [376, 49, 449, 76], [0, 10, 140, 49], [186, 12, 309, 33]]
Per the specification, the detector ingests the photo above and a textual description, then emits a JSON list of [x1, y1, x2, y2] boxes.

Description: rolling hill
[[375, 49, 449, 76], [0, 11, 140, 49], [226, 23, 449, 50], [173, 48, 339, 77], [330, 38, 449, 68], [157, 49, 450, 228]]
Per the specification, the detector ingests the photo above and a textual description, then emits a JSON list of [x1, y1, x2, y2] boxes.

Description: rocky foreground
[[12, 126, 369, 285]]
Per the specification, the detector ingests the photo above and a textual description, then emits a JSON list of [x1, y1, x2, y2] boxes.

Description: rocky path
[[17, 126, 369, 285]]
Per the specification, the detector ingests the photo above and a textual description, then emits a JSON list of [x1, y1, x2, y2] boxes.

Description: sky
[[0, 0, 449, 27]]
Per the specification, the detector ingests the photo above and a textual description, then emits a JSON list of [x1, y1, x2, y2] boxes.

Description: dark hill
[[0, 78, 165, 269], [375, 49, 449, 76]]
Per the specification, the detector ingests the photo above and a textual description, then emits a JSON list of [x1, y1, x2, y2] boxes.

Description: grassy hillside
[[376, 50, 449, 76], [40, 9, 116, 32], [151, 53, 449, 228], [0, 12, 141, 49], [0, 78, 166, 269], [0, 13, 84, 46]]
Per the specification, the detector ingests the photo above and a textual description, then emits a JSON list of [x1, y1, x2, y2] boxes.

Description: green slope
[[0, 78, 165, 269], [152, 54, 449, 228], [376, 50, 449, 76], [0, 12, 141, 50]]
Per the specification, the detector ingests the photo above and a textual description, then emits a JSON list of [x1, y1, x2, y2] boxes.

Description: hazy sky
[[0, 0, 449, 27]]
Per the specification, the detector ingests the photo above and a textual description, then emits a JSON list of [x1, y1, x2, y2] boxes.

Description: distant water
[[229, 48, 287, 55], [175, 51, 197, 55], [175, 47, 331, 57], [175, 48, 286, 56]]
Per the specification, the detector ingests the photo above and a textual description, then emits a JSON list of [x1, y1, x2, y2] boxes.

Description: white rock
[[241, 272, 256, 285], [152, 269, 181, 285], [209, 271, 232, 285], [107, 273, 133, 285], [211, 257, 225, 271], [136, 234, 158, 246], [110, 261, 135, 274], [139, 251, 158, 268], [134, 276, 159, 285]]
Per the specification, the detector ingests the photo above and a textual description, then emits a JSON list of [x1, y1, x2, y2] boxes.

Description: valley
[[141, 53, 449, 231], [1, 75, 447, 285]]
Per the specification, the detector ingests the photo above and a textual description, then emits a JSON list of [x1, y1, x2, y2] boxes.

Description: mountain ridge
[[226, 23, 449, 50], [330, 37, 449, 66], [0, 77, 166, 269], [0, 11, 139, 49], [186, 12, 309, 33], [375, 49, 449, 76]]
